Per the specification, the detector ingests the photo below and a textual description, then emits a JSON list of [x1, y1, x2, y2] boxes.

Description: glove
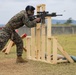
[[34, 18, 41, 23]]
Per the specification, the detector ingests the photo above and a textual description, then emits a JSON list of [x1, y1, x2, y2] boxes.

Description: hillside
[[52, 19, 76, 25]]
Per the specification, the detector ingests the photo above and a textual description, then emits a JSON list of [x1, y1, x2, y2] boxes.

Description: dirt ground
[[0, 57, 76, 75], [0, 58, 39, 75]]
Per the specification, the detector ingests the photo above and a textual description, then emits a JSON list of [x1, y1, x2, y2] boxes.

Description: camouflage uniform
[[0, 10, 36, 56]]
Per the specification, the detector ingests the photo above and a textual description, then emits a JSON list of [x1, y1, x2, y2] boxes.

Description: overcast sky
[[0, 0, 76, 24]]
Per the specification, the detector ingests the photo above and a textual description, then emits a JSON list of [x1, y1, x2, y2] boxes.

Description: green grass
[[55, 34, 76, 56]]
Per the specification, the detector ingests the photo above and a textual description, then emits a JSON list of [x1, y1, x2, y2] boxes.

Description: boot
[[16, 56, 28, 63]]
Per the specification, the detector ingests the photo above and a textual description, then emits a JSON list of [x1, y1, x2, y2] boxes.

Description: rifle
[[29, 11, 62, 24]]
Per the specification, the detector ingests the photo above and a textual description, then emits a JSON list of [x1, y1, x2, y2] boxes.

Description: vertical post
[[52, 38, 57, 64], [46, 17, 51, 62], [26, 36, 31, 59], [36, 6, 41, 60], [41, 4, 46, 61], [31, 28, 35, 59]]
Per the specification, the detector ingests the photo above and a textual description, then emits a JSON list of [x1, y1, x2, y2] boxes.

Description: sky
[[0, 0, 76, 24]]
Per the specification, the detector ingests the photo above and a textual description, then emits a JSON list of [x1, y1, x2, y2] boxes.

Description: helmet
[[25, 5, 35, 11]]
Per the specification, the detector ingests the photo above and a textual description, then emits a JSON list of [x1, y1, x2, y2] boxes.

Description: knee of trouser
[[16, 39, 23, 47], [19, 39, 23, 46]]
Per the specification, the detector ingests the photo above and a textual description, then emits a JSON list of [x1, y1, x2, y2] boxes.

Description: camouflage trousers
[[0, 27, 23, 56]]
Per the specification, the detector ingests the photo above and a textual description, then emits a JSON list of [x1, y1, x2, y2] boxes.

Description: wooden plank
[[52, 38, 57, 64], [35, 6, 41, 59], [57, 42, 74, 63], [41, 5, 46, 61], [57, 59, 68, 63], [46, 17, 51, 62], [37, 4, 45, 8], [31, 28, 36, 59], [26, 36, 31, 59], [41, 24, 46, 61], [46, 17, 52, 36], [5, 40, 13, 54]]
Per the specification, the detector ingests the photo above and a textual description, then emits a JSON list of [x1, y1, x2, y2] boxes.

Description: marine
[[0, 5, 41, 63]]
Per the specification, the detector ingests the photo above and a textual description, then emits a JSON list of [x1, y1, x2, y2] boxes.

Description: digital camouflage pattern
[[0, 10, 36, 56]]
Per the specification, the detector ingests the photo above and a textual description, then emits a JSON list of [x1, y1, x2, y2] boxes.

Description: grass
[[0, 34, 76, 75], [55, 34, 76, 56]]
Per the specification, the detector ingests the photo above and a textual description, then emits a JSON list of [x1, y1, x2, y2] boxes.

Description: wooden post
[[46, 17, 51, 62], [52, 38, 57, 64], [26, 36, 31, 59], [31, 28, 36, 59], [41, 4, 46, 61], [36, 6, 41, 60]]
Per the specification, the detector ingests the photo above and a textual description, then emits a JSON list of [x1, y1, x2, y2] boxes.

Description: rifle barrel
[[56, 14, 63, 16], [46, 14, 62, 17]]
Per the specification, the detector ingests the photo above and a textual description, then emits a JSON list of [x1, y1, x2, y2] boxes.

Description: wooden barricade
[[26, 4, 74, 64]]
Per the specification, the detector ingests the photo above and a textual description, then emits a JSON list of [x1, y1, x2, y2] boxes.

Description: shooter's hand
[[34, 18, 41, 23]]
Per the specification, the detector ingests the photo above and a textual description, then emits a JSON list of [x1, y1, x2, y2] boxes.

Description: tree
[[65, 17, 72, 25]]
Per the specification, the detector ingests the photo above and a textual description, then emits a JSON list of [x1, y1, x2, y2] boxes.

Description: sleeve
[[23, 14, 37, 28]]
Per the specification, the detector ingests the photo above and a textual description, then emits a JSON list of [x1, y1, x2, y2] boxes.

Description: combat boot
[[16, 56, 28, 63]]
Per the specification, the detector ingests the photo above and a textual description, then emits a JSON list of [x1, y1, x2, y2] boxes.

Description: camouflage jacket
[[5, 10, 36, 29]]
